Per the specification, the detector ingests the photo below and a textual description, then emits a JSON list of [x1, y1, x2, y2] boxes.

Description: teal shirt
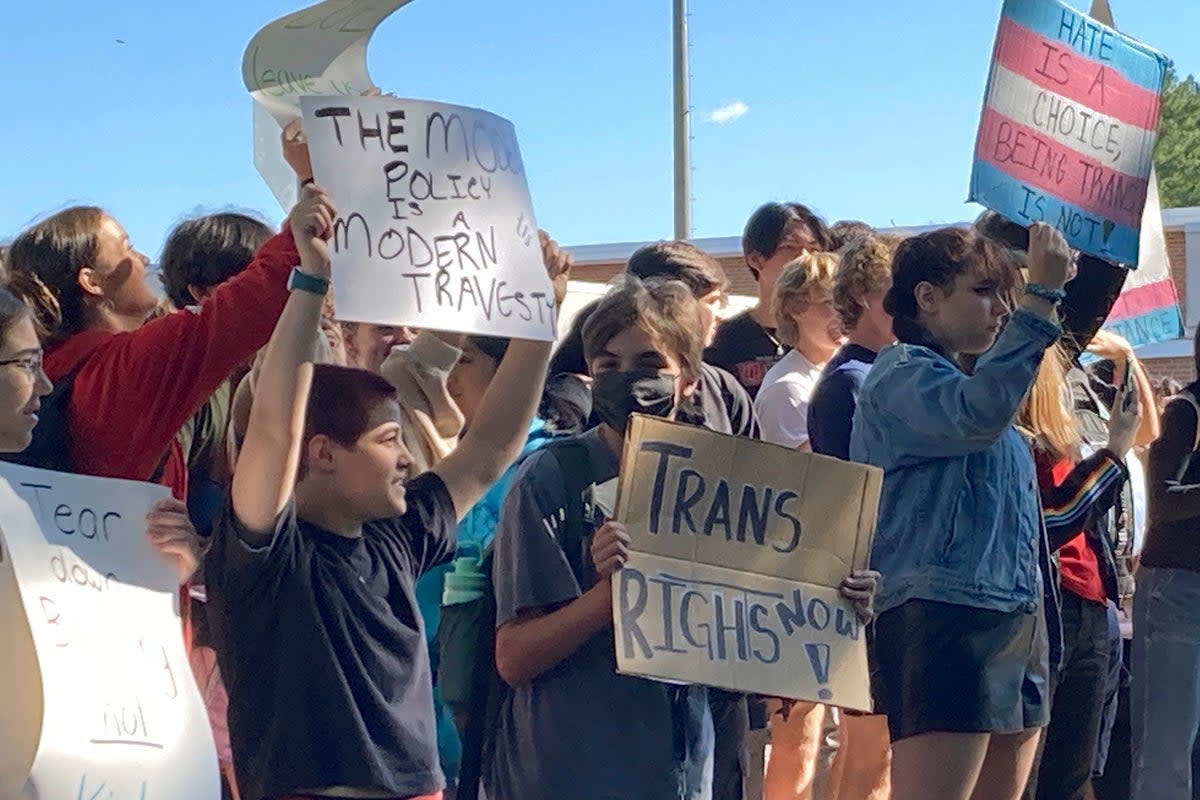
[[414, 419, 562, 780], [416, 418, 559, 643]]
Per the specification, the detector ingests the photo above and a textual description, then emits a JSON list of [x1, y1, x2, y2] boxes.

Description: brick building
[[563, 210, 1200, 385], [1137, 207, 1200, 386]]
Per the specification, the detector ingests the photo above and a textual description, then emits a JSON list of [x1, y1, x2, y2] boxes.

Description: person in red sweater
[[5, 196, 312, 500]]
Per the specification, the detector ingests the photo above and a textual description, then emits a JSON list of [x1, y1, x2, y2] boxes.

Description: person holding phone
[[1017, 343, 1139, 800]]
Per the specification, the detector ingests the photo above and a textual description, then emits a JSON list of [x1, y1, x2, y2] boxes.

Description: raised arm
[[877, 309, 1060, 459], [1086, 329, 1160, 446], [230, 186, 335, 539], [1130, 360, 1160, 445], [431, 232, 571, 519]]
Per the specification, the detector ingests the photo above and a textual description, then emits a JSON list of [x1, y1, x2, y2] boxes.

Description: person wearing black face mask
[[488, 277, 714, 800], [549, 240, 760, 443], [589, 367, 677, 435]]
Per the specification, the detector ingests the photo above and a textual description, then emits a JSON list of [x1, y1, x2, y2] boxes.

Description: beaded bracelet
[[1024, 283, 1067, 304]]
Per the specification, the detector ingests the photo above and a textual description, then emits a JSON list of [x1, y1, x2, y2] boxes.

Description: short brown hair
[[159, 212, 273, 309], [772, 252, 840, 345], [885, 227, 1015, 347], [299, 364, 399, 478], [582, 276, 705, 384], [626, 241, 728, 298], [834, 233, 902, 330]]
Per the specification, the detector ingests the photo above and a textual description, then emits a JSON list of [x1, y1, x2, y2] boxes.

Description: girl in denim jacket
[[850, 223, 1071, 800]]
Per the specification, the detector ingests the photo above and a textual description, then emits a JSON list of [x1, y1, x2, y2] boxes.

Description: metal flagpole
[[672, 0, 692, 240]]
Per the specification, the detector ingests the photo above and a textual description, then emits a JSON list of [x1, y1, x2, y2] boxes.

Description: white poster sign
[[242, 0, 415, 209], [0, 463, 218, 800], [301, 95, 556, 340]]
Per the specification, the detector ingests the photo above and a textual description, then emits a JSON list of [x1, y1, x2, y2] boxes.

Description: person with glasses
[[0, 287, 52, 451], [0, 283, 198, 584]]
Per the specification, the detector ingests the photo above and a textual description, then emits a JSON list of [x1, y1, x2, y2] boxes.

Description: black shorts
[[871, 599, 1050, 742]]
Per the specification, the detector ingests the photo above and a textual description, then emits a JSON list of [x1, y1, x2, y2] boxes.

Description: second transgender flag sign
[[970, 0, 1169, 266]]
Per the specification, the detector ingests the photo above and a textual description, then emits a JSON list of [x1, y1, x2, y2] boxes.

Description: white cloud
[[707, 101, 749, 124]]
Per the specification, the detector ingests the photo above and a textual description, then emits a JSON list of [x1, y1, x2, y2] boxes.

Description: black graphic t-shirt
[[704, 310, 788, 399]]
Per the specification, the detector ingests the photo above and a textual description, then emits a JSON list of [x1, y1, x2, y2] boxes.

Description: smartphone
[[1121, 360, 1136, 411]]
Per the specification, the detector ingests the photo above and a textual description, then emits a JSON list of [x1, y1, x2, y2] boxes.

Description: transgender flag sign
[[970, 0, 1169, 266]]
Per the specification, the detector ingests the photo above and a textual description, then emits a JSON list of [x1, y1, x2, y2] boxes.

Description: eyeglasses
[[0, 352, 44, 378]]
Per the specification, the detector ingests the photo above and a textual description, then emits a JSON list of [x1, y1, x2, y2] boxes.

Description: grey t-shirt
[[490, 429, 712, 800]]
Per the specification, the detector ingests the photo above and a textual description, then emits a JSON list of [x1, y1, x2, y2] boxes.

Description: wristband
[[288, 267, 331, 296], [1024, 283, 1066, 304], [300, 177, 316, 187]]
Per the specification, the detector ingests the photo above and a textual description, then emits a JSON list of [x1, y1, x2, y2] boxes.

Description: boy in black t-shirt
[[705, 202, 832, 399], [204, 184, 570, 800]]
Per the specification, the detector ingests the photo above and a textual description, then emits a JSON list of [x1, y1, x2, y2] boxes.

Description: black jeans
[[1033, 591, 1112, 800], [708, 688, 749, 800]]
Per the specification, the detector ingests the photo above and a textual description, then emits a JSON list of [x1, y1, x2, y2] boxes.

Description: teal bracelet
[[288, 267, 331, 296], [1024, 283, 1066, 304]]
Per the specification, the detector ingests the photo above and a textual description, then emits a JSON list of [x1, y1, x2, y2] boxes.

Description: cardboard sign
[[301, 95, 556, 340], [970, 0, 1169, 265], [0, 463, 218, 799], [612, 416, 881, 710], [242, 0, 415, 209]]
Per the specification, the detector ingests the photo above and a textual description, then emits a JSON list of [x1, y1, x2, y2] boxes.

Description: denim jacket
[[850, 309, 1061, 616]]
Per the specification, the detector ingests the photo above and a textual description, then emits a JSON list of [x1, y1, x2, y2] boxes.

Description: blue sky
[[3, 0, 1198, 258]]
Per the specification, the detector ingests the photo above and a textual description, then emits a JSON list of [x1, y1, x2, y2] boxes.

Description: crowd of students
[[0, 126, 1197, 800]]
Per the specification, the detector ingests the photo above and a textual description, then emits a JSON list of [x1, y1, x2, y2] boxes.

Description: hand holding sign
[[290, 184, 338, 267], [1106, 380, 1142, 458], [839, 569, 881, 624], [540, 230, 573, 308], [282, 119, 314, 183], [1027, 221, 1073, 289], [591, 520, 631, 579], [144, 499, 202, 586]]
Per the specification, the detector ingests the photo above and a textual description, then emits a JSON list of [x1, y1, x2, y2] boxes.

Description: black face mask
[[590, 368, 677, 435]]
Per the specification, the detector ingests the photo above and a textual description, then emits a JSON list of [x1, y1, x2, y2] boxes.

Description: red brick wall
[[1144, 355, 1196, 385], [1167, 229, 1187, 314]]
